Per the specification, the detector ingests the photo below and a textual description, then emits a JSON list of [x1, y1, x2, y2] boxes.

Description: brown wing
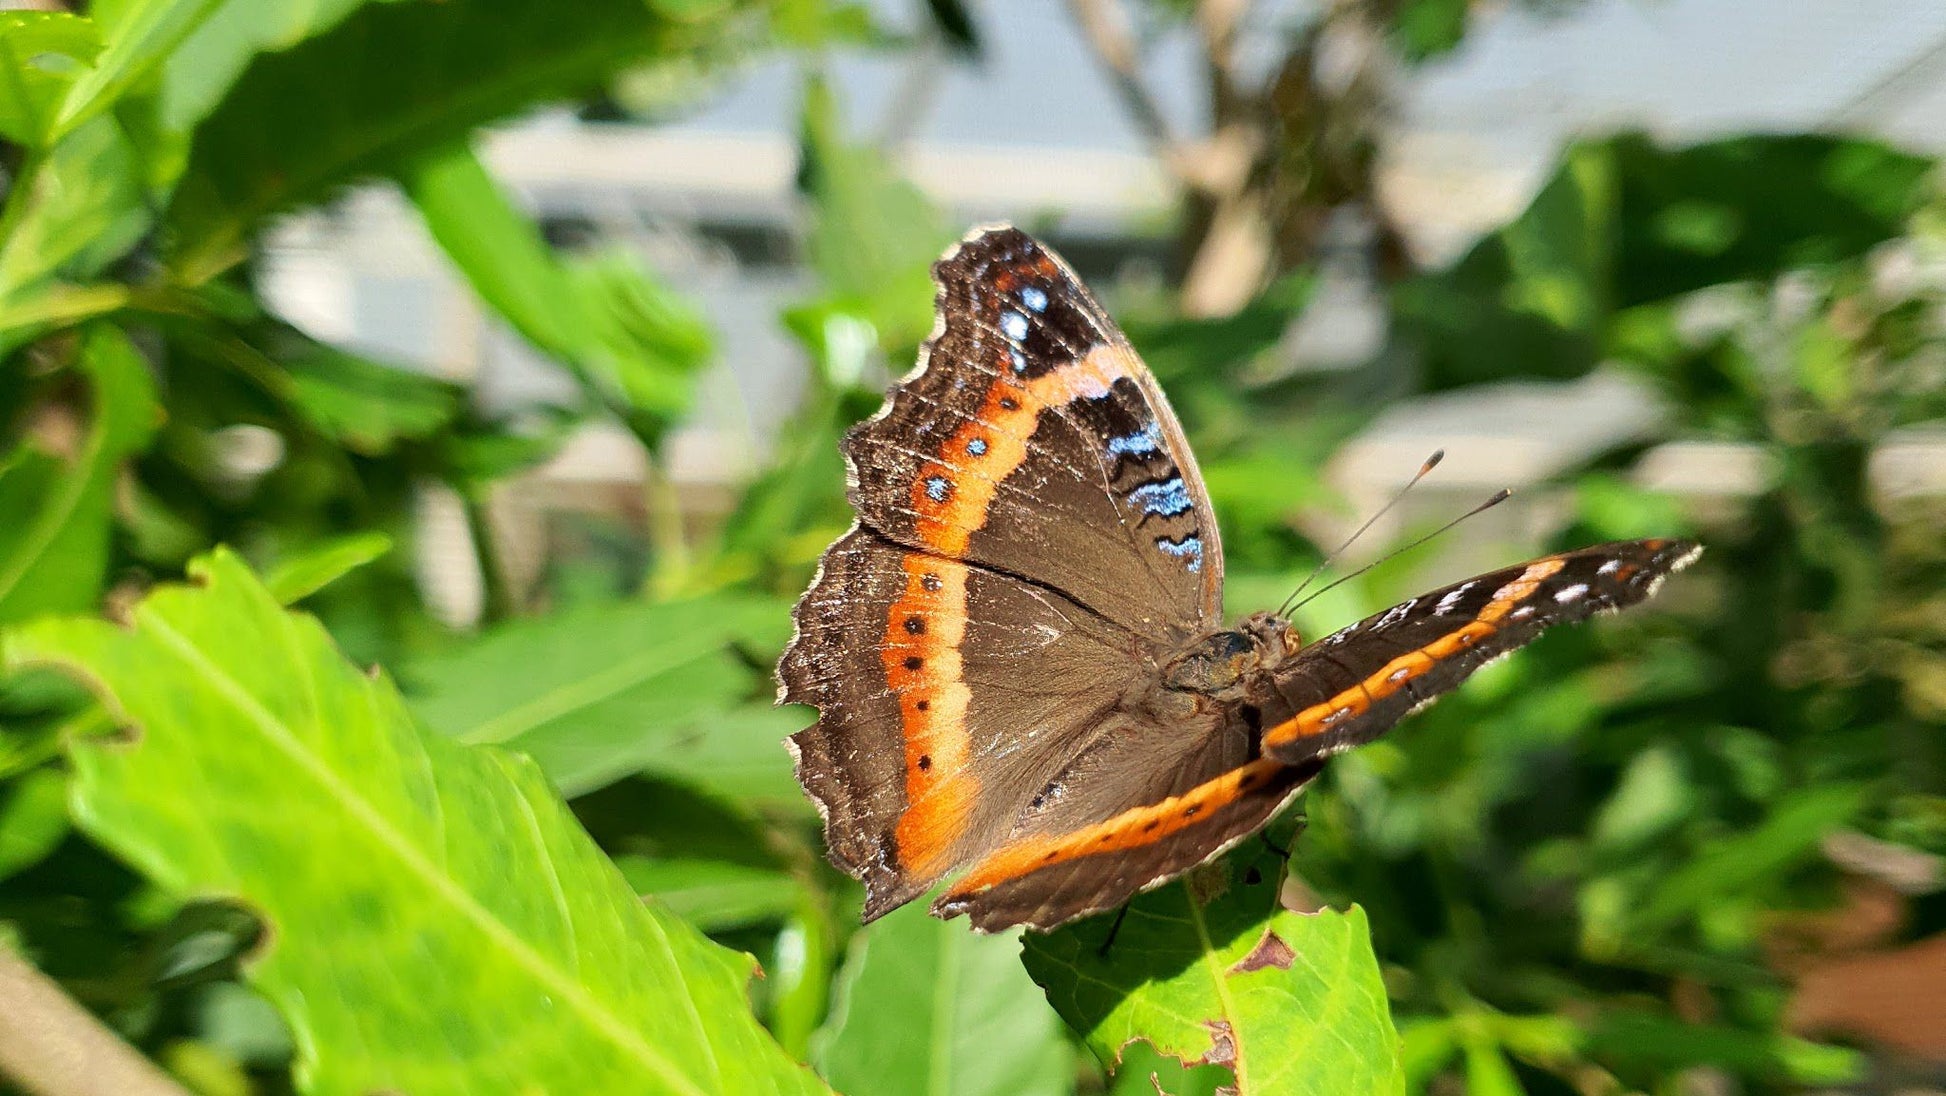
[[932, 759, 1323, 932], [1260, 538, 1702, 766], [842, 226, 1223, 640], [782, 527, 1151, 918], [781, 227, 1243, 923]]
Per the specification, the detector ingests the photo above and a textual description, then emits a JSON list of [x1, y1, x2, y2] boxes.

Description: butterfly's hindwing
[[933, 759, 1322, 932], [780, 526, 1150, 918]]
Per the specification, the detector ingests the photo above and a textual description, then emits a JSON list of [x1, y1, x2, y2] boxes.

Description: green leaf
[[1587, 1013, 1863, 1084], [0, 116, 149, 327], [1632, 783, 1869, 930], [0, 766, 69, 882], [274, 330, 464, 454], [0, 12, 101, 146], [1391, 0, 1469, 62], [617, 856, 804, 934], [1461, 1035, 1524, 1096], [127, 0, 403, 187], [1589, 745, 1690, 852], [1023, 845, 1403, 1094], [0, 0, 400, 328], [263, 531, 393, 605], [398, 141, 711, 445], [0, 325, 158, 623], [48, 0, 225, 140], [795, 74, 950, 348], [164, 0, 746, 283], [404, 596, 797, 801], [4, 549, 826, 1094], [812, 900, 1070, 1096]]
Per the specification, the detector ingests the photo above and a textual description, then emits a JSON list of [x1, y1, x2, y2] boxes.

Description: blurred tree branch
[[0, 946, 191, 1096], [1067, 0, 1417, 317], [1065, 0, 1183, 154]]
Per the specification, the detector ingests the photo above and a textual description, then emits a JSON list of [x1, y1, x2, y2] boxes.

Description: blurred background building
[[258, 0, 1946, 624]]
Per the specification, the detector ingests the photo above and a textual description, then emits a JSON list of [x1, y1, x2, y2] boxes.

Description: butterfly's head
[[1162, 613, 1299, 697]]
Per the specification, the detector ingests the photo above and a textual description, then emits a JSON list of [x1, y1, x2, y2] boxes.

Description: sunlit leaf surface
[[1023, 845, 1403, 1095], [7, 550, 826, 1094]]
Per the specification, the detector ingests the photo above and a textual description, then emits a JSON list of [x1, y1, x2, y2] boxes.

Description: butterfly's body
[[780, 226, 1700, 933]]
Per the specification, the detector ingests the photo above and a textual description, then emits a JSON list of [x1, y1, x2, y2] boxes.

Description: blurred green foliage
[[1, 1, 1942, 1094]]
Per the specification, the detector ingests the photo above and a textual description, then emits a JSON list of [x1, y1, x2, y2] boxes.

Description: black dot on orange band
[[903, 656, 923, 670], [999, 396, 1019, 410], [1043, 851, 1057, 861], [903, 616, 925, 635], [1184, 804, 1201, 818], [914, 699, 929, 711], [1143, 820, 1159, 831], [917, 755, 931, 771], [921, 573, 942, 591]]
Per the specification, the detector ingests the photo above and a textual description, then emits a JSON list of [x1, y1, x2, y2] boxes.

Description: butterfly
[[778, 226, 1700, 933]]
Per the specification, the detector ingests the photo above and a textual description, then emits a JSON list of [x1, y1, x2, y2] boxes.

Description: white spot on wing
[[1000, 311, 1029, 341], [1377, 599, 1417, 628], [1555, 583, 1589, 603], [1436, 583, 1474, 614]]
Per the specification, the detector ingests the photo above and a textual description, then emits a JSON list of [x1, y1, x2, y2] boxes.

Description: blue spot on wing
[[925, 475, 951, 502], [1000, 311, 1029, 341], [1020, 286, 1048, 312], [1128, 477, 1192, 517], [1156, 534, 1203, 572], [1106, 422, 1163, 458]]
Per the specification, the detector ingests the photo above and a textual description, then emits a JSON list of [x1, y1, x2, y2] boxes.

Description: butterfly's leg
[[1095, 904, 1132, 958], [1259, 812, 1308, 863]]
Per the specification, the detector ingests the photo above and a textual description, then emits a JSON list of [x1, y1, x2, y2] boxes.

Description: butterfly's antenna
[[1277, 450, 1445, 617], [1290, 487, 1515, 614]]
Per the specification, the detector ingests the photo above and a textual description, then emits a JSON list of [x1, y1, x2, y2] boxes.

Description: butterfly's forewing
[[1260, 538, 1701, 767], [841, 227, 1223, 639]]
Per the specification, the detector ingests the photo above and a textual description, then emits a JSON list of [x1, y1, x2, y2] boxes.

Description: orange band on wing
[[943, 759, 1287, 898], [883, 555, 975, 876], [909, 344, 1138, 555], [1261, 558, 1566, 749], [888, 345, 1143, 876]]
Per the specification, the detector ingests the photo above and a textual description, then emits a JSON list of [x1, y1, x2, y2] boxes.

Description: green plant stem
[[770, 888, 836, 1061], [0, 946, 191, 1096], [641, 457, 690, 600], [460, 492, 516, 624]]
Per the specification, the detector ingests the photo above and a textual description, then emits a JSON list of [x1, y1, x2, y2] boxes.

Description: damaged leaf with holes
[[1022, 844, 1404, 1095]]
